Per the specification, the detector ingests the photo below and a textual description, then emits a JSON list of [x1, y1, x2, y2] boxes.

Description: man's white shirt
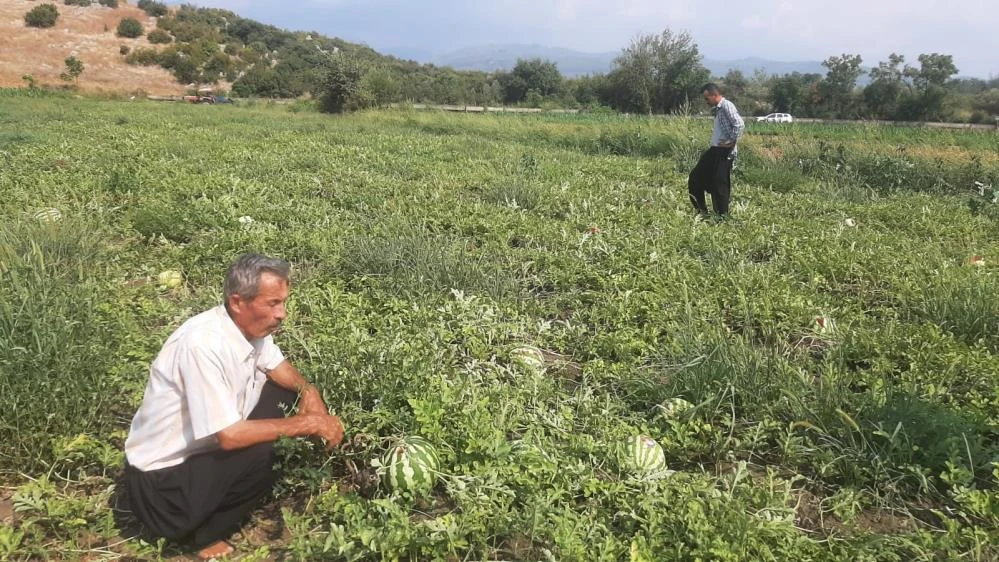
[[125, 305, 285, 471]]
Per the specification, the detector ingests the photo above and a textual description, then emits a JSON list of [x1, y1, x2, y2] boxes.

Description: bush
[[59, 56, 84, 83], [98, 0, 118, 6], [119, 45, 130, 55], [64, 0, 92, 6], [116, 17, 143, 38], [136, 0, 168, 17], [125, 48, 159, 66], [319, 55, 372, 114], [24, 4, 59, 28], [147, 28, 172, 44]]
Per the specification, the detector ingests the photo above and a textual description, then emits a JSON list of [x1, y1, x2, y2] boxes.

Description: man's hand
[[265, 362, 330, 416], [216, 413, 341, 452], [321, 415, 345, 450], [301, 413, 344, 451], [298, 384, 328, 417]]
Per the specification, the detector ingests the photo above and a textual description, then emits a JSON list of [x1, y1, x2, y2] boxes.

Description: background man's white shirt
[[125, 305, 285, 471]]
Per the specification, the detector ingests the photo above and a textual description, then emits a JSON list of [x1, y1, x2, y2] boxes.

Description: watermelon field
[[2, 89, 999, 560]]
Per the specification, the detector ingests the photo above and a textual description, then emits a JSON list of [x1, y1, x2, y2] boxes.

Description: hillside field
[[1, 91, 999, 560], [0, 0, 183, 94]]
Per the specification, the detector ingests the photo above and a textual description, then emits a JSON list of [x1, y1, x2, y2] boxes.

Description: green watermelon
[[381, 436, 440, 494], [658, 397, 693, 418], [34, 208, 62, 222], [157, 270, 183, 289], [625, 435, 667, 475], [510, 345, 545, 374]]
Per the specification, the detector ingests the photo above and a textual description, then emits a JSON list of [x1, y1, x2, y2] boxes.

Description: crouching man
[[124, 253, 344, 559]]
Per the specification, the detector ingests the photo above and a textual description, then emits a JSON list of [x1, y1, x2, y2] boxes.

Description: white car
[[756, 113, 793, 123]]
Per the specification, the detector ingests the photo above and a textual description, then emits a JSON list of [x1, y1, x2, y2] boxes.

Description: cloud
[[740, 15, 764, 30]]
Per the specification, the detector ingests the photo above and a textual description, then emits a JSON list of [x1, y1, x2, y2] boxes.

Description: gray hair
[[223, 253, 290, 303]]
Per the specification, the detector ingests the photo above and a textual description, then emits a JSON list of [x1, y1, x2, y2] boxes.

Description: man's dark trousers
[[124, 382, 296, 548], [688, 146, 734, 215]]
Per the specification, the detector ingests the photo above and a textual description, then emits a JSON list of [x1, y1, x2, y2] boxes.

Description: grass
[[0, 93, 998, 560]]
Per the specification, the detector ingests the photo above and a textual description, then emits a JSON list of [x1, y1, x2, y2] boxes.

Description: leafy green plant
[[320, 54, 372, 114], [59, 56, 84, 83], [24, 4, 59, 28], [147, 28, 172, 44], [116, 17, 143, 38], [137, 0, 168, 17], [125, 47, 160, 66], [913, 270, 999, 351], [737, 164, 808, 193], [339, 223, 517, 298]]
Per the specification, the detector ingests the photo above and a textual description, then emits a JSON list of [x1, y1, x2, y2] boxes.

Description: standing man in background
[[688, 83, 745, 216]]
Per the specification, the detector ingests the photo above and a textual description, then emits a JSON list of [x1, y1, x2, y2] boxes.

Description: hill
[[702, 56, 827, 78], [0, 0, 831, 100], [0, 0, 181, 94], [0, 0, 484, 99]]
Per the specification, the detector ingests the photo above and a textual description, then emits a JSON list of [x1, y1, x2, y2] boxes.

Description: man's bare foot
[[197, 540, 234, 560]]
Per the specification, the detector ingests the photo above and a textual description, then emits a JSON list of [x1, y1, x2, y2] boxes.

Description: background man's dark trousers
[[688, 146, 734, 215], [124, 382, 296, 549]]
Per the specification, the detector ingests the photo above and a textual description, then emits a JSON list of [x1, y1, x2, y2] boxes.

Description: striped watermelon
[[625, 435, 667, 475], [34, 208, 62, 222], [157, 270, 183, 289], [659, 397, 693, 418], [510, 345, 545, 374], [381, 436, 440, 494]]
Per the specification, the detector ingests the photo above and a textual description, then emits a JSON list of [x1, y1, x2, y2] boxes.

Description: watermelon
[[34, 208, 62, 222], [658, 397, 693, 418], [157, 270, 183, 289], [381, 436, 440, 494], [625, 435, 667, 475], [510, 345, 545, 374]]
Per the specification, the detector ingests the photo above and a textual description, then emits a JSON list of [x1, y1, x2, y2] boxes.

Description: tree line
[[25, 2, 998, 122]]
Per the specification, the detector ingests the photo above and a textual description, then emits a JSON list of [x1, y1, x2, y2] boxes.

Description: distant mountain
[[431, 44, 616, 77], [420, 44, 829, 79], [701, 57, 827, 78]]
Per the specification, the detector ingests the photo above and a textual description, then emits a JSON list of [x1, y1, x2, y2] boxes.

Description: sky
[[175, 0, 998, 78]]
